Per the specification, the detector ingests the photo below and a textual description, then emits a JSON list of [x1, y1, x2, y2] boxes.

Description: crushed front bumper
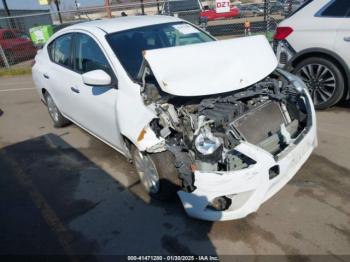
[[178, 80, 317, 221]]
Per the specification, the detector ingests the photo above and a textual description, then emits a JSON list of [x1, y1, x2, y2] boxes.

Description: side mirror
[[82, 69, 112, 86]]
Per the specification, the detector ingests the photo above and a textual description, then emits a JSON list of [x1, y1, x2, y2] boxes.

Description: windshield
[[106, 22, 214, 80]]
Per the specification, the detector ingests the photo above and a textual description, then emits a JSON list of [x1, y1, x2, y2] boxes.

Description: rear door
[[44, 33, 76, 116]]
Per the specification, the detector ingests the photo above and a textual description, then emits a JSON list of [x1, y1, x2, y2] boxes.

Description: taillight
[[274, 27, 293, 40]]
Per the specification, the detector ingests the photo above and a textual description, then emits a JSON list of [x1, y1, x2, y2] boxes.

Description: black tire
[[132, 146, 182, 201], [44, 92, 70, 128], [293, 57, 345, 110]]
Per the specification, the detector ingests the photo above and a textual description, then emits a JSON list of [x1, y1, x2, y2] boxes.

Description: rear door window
[[318, 0, 350, 18], [49, 34, 73, 68]]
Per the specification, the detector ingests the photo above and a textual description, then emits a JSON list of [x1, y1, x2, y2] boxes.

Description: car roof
[[65, 15, 183, 34]]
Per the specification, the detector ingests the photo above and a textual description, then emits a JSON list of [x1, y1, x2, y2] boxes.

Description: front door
[[67, 32, 124, 150]]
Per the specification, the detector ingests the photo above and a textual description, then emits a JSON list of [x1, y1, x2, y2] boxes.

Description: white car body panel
[[179, 127, 316, 221], [335, 17, 350, 67], [144, 35, 278, 96], [61, 71, 122, 149]]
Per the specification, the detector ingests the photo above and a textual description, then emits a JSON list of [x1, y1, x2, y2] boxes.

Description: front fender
[[115, 83, 164, 152]]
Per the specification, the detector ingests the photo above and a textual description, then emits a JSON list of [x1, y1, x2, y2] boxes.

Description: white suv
[[274, 0, 350, 109]]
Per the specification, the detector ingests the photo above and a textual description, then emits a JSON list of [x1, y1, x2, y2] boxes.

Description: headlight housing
[[195, 133, 221, 155]]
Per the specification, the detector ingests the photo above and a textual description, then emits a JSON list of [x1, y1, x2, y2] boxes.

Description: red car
[[200, 6, 240, 21], [0, 29, 37, 65]]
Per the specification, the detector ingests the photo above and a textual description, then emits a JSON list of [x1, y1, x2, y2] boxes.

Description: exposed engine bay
[[140, 69, 309, 193]]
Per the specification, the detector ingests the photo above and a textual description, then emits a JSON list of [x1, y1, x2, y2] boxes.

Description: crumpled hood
[[143, 35, 278, 97]]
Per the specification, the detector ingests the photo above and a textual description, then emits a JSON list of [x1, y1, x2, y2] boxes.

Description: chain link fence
[[0, 0, 298, 70]]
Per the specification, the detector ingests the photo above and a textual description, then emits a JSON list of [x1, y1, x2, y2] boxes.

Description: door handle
[[344, 37, 350, 42], [70, 87, 80, 93], [43, 73, 49, 79]]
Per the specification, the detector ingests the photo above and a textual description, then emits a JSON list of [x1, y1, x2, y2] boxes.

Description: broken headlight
[[194, 133, 221, 155]]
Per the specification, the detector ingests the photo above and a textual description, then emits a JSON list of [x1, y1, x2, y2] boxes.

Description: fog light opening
[[207, 196, 232, 211], [269, 165, 280, 180]]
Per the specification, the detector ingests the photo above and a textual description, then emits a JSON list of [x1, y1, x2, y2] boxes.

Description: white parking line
[[0, 88, 35, 92]]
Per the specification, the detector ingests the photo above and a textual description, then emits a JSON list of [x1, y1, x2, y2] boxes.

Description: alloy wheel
[[47, 95, 59, 122], [133, 151, 160, 194], [296, 63, 336, 106]]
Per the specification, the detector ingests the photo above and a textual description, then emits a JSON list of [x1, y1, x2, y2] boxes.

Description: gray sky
[[0, 0, 105, 11]]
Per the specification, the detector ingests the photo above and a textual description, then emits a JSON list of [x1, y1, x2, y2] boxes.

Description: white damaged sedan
[[32, 16, 317, 221]]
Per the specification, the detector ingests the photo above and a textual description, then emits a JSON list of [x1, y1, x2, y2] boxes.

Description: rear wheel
[[44, 92, 70, 128], [294, 57, 345, 110], [132, 147, 182, 200]]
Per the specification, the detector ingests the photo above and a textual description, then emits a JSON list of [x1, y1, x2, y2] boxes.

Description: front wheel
[[294, 57, 345, 110], [132, 147, 182, 200]]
